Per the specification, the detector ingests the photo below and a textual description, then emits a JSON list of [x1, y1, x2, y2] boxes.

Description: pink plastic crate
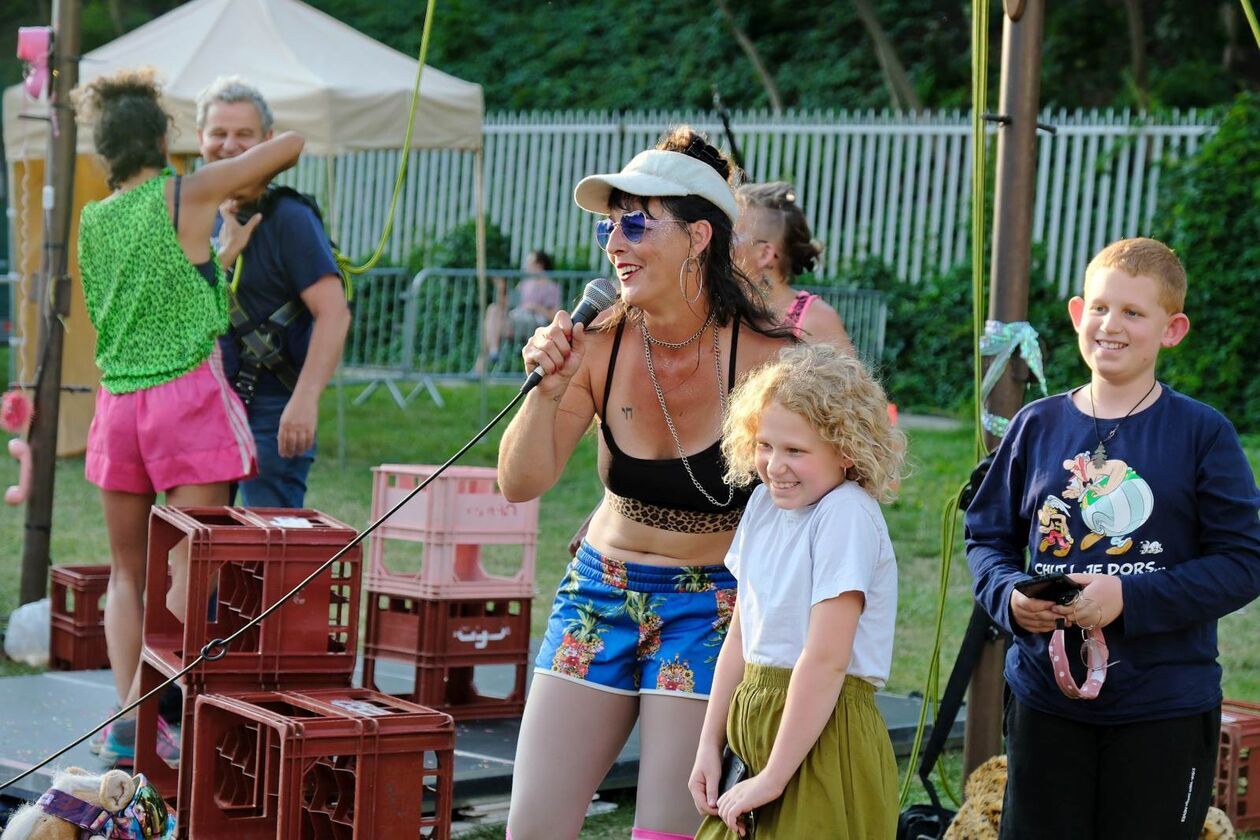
[[366, 465, 538, 599]]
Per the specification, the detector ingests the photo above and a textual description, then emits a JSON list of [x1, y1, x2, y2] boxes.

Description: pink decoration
[[1, 389, 33, 434], [16, 27, 50, 61], [5, 439, 31, 506], [17, 27, 52, 100]]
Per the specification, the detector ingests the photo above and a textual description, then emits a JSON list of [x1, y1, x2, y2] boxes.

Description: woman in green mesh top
[[72, 67, 303, 767]]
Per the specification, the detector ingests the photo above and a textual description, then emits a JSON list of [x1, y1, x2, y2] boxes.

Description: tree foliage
[[3, 1, 1256, 116]]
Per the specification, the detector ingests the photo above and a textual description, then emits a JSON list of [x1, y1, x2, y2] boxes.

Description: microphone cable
[[1, 386, 532, 792]]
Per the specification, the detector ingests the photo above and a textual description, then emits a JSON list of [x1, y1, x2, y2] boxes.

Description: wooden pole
[[20, 0, 79, 605], [963, 0, 1046, 776]]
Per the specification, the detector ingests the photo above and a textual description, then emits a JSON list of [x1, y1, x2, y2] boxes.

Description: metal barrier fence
[[340, 268, 604, 407], [340, 268, 887, 407]]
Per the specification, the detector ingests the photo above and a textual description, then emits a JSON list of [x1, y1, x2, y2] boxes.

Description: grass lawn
[[1, 379, 1257, 835]]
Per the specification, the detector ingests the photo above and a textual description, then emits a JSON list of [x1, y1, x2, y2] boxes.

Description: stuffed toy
[[942, 754, 1235, 840], [0, 767, 174, 840], [942, 754, 1006, 840]]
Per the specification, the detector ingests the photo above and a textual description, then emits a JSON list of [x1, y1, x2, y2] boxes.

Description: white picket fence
[[277, 108, 1217, 297]]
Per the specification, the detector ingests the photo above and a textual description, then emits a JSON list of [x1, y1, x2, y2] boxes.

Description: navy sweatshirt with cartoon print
[[965, 385, 1260, 724]]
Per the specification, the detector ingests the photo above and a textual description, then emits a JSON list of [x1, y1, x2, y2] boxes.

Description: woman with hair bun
[[498, 127, 791, 839], [72, 67, 303, 767], [736, 182, 855, 354]]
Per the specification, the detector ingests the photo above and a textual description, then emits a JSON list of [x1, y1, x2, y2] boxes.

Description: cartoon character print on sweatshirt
[[1059, 450, 1154, 555], [1036, 495, 1074, 557]]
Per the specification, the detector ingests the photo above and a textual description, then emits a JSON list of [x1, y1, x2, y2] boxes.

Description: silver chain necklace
[[641, 319, 736, 508], [642, 313, 715, 349]]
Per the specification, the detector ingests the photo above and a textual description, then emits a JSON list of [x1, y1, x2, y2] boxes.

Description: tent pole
[[20, 0, 79, 605], [475, 146, 488, 424], [324, 154, 339, 242], [324, 154, 347, 470]]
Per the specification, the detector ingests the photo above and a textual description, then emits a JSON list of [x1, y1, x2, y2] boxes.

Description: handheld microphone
[[521, 276, 620, 394]]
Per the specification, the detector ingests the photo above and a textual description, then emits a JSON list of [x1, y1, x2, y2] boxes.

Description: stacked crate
[[49, 564, 111, 671], [188, 688, 454, 839], [132, 506, 453, 838], [359, 465, 539, 719], [1215, 699, 1260, 831]]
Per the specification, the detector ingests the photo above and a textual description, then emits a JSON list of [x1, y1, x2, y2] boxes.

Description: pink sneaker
[[155, 717, 181, 769]]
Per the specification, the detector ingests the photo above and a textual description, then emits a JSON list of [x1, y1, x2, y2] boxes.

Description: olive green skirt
[[695, 662, 899, 840]]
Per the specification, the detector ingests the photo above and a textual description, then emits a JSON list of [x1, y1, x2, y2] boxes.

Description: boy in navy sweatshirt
[[965, 237, 1260, 839]]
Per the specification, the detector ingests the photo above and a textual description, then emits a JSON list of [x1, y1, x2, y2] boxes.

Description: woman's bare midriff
[[585, 502, 736, 567]]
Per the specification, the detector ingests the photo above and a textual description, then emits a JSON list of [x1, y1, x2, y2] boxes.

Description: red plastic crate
[[361, 655, 527, 721], [359, 592, 529, 720], [50, 564, 110, 629], [134, 651, 350, 836], [366, 465, 538, 599], [49, 614, 109, 671], [142, 506, 361, 684], [1215, 698, 1260, 830], [188, 688, 454, 839], [364, 592, 531, 665]]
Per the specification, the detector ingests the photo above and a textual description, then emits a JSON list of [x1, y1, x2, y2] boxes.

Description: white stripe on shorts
[[207, 344, 256, 474]]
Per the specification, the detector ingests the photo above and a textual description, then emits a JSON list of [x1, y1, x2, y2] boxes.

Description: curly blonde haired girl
[[689, 342, 905, 839]]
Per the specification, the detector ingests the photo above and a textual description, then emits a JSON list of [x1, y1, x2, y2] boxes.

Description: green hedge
[[1153, 92, 1260, 432]]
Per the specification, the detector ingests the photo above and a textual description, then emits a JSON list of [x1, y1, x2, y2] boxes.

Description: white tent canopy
[[3, 0, 483, 159]]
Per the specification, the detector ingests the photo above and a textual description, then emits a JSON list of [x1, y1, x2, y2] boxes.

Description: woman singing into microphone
[[498, 128, 791, 840]]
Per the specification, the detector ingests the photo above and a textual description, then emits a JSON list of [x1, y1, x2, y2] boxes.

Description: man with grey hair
[[197, 76, 350, 508]]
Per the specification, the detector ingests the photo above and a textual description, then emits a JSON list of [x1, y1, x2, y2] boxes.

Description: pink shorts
[[86, 348, 257, 494]]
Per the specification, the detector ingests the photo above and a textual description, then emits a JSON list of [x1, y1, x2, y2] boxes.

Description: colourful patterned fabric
[[109, 775, 174, 840], [534, 540, 737, 698], [33, 774, 174, 840], [79, 169, 227, 394]]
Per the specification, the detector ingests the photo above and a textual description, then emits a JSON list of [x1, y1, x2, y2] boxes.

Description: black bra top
[[172, 174, 218, 286], [598, 318, 754, 514]]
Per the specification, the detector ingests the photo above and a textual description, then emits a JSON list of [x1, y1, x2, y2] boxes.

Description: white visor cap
[[574, 149, 739, 223]]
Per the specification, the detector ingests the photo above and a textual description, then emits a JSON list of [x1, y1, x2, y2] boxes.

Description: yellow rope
[[898, 0, 989, 810], [970, 0, 990, 463], [1242, 0, 1260, 49], [339, 0, 439, 282]]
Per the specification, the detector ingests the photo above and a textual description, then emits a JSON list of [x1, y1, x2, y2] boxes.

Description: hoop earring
[[679, 256, 703, 304]]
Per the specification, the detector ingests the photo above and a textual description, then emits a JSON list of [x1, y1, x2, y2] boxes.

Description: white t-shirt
[[725, 481, 898, 688]]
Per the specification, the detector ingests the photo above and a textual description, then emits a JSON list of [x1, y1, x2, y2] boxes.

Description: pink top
[[516, 277, 561, 313], [784, 290, 820, 338]]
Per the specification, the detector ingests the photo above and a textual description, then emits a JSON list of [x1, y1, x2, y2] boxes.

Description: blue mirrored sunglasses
[[594, 211, 687, 250]]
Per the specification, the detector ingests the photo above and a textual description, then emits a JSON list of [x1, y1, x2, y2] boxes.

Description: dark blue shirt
[[965, 386, 1260, 724], [213, 193, 339, 397]]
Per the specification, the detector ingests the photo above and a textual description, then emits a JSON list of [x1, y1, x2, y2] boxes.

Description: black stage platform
[[0, 653, 963, 807]]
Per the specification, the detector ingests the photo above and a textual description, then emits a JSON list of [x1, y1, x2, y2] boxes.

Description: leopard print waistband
[[603, 490, 744, 533]]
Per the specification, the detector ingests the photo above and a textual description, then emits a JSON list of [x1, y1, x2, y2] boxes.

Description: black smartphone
[[719, 745, 748, 794], [1014, 573, 1083, 605], [719, 746, 757, 836]]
